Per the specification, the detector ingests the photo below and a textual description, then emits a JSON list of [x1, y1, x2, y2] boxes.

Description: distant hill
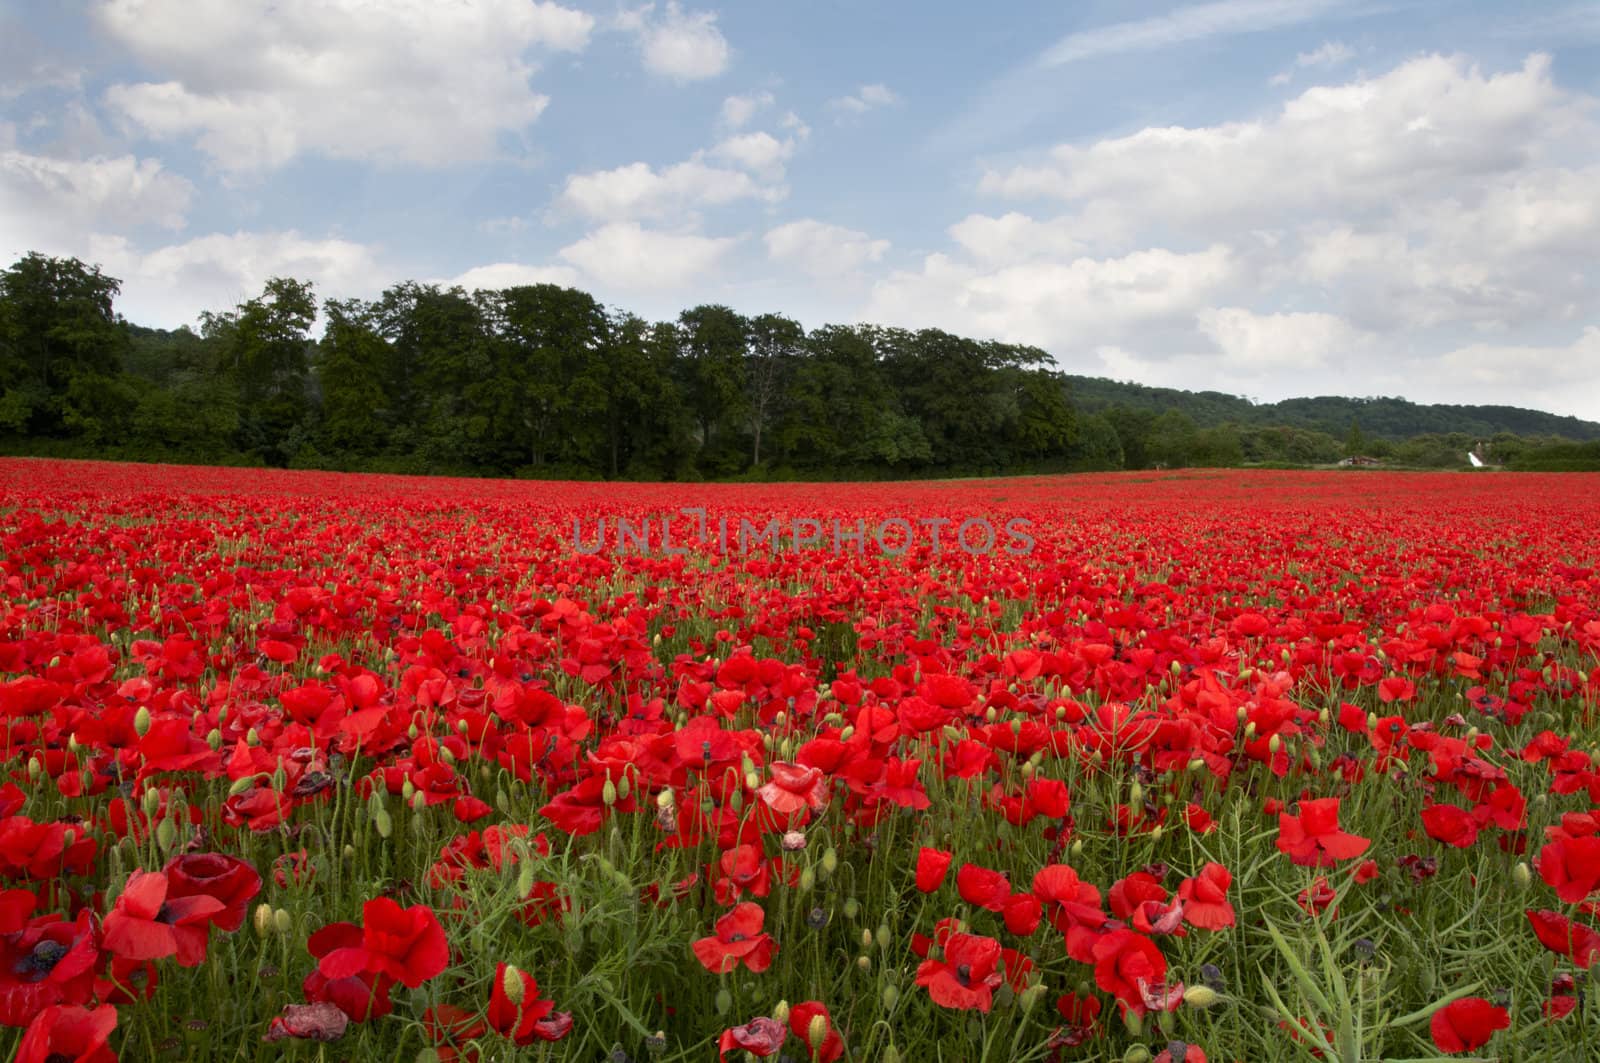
[[1064, 376, 1600, 442]]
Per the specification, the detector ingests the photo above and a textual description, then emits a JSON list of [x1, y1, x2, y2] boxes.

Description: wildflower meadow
[[1, 458, 1598, 1062]]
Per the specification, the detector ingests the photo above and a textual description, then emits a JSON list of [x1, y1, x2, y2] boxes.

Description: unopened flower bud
[[714, 987, 731, 1015], [1184, 985, 1221, 1008], [253, 903, 274, 937], [501, 965, 526, 1004], [602, 778, 618, 806], [273, 908, 293, 935], [133, 707, 152, 737], [1513, 862, 1532, 890], [807, 1014, 830, 1051]]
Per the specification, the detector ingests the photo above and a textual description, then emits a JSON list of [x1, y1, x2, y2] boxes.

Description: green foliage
[[3, 250, 1598, 479]]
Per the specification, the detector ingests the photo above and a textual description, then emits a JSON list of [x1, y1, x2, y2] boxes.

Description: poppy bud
[[744, 771, 759, 791], [1184, 985, 1221, 1008], [772, 1000, 790, 1025], [1171, 660, 1183, 675], [807, 1014, 830, 1051], [882, 985, 899, 1010], [1188, 758, 1205, 772], [1513, 862, 1531, 890], [822, 848, 839, 876], [1122, 1046, 1151, 1063], [274, 908, 293, 935], [657, 788, 676, 810], [715, 987, 731, 1015], [410, 791, 426, 812], [501, 965, 526, 1005], [615, 773, 631, 801], [206, 728, 222, 751], [839, 725, 855, 742], [1268, 734, 1282, 755], [1243, 722, 1257, 740], [858, 927, 871, 948], [883, 1046, 902, 1063], [439, 746, 456, 766], [246, 727, 260, 746], [254, 903, 275, 937], [1123, 1009, 1144, 1037], [1070, 839, 1084, 857], [857, 954, 871, 972], [602, 778, 618, 806], [26, 757, 41, 781], [374, 809, 393, 838], [845, 898, 861, 921], [799, 867, 816, 893], [142, 787, 163, 816], [156, 816, 176, 853], [134, 706, 152, 736], [876, 924, 890, 950], [1020, 984, 1045, 1013], [1130, 782, 1143, 806], [401, 779, 416, 802]]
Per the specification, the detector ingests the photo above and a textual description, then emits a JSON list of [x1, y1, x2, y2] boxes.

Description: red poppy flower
[[956, 864, 1010, 912], [1177, 863, 1234, 930], [486, 963, 570, 1044], [0, 910, 99, 1025], [1526, 909, 1600, 968], [1091, 929, 1168, 1016], [719, 1016, 785, 1061], [162, 853, 262, 932], [692, 902, 777, 974], [1032, 864, 1110, 961], [1430, 997, 1508, 1053], [1535, 837, 1600, 904], [102, 870, 222, 967], [757, 762, 827, 818], [1277, 798, 1370, 867], [1003, 892, 1042, 935], [15, 1003, 117, 1063], [788, 1001, 843, 1063], [315, 898, 449, 989], [1420, 805, 1480, 849], [915, 848, 952, 893], [915, 932, 1004, 1012]]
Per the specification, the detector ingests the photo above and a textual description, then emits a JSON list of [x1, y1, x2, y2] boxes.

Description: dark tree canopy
[[3, 251, 1597, 478]]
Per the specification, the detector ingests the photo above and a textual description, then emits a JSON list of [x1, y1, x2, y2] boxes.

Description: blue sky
[[3, 0, 1600, 419]]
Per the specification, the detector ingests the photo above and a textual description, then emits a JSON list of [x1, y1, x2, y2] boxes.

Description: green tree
[[0, 253, 129, 440], [677, 305, 750, 474], [745, 312, 803, 469], [317, 300, 390, 458]]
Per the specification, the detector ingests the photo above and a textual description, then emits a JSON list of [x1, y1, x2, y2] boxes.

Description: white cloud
[[710, 131, 794, 177], [558, 158, 781, 221], [764, 220, 888, 278], [1040, 0, 1342, 66], [558, 223, 736, 291], [1434, 327, 1600, 419], [622, 2, 730, 81], [1271, 39, 1355, 84], [720, 91, 773, 129], [82, 230, 388, 328], [95, 0, 594, 171], [867, 244, 1239, 347], [0, 150, 193, 260], [443, 262, 583, 292], [829, 83, 898, 114], [1197, 306, 1364, 369]]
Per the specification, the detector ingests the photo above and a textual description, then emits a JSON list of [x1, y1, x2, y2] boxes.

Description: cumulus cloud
[[878, 51, 1600, 406], [709, 131, 794, 177], [1196, 307, 1365, 369], [81, 230, 389, 328], [829, 83, 898, 115], [867, 245, 1240, 347], [558, 158, 782, 222], [620, 2, 730, 81], [441, 261, 583, 292], [94, 0, 593, 171], [720, 91, 773, 129], [559, 222, 736, 291], [0, 149, 193, 260], [764, 220, 889, 279]]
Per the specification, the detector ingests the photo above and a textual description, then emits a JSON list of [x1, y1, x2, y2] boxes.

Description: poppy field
[[2, 458, 1599, 1062]]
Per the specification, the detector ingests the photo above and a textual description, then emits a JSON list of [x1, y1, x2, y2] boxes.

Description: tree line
[[3, 251, 1596, 478]]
